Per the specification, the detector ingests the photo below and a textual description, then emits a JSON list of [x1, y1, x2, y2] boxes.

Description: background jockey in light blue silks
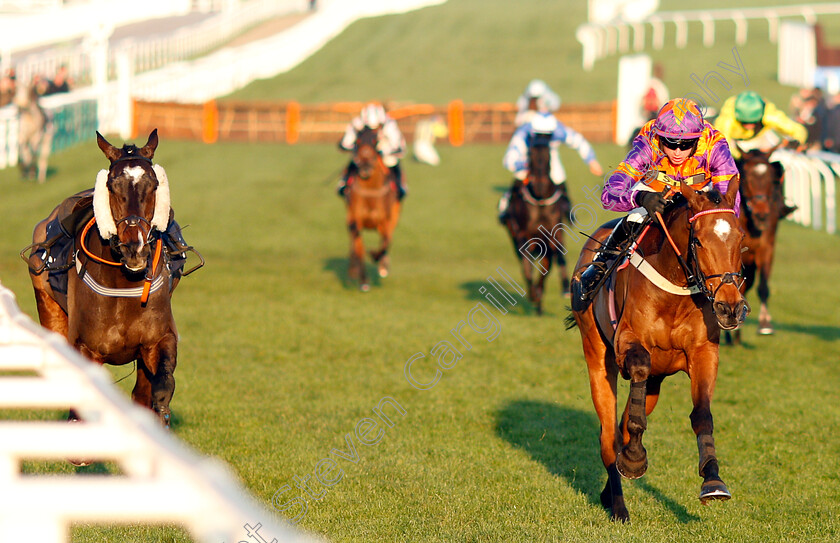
[[498, 111, 603, 222]]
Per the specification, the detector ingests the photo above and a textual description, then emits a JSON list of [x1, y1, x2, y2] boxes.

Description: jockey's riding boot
[[390, 165, 406, 200], [574, 218, 633, 309], [498, 190, 512, 224], [337, 180, 348, 197]]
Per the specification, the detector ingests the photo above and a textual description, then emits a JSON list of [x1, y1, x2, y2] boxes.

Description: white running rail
[[771, 148, 838, 235], [576, 3, 840, 70], [0, 282, 322, 543]]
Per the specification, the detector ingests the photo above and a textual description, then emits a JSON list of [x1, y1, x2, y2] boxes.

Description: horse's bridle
[[684, 208, 746, 303]]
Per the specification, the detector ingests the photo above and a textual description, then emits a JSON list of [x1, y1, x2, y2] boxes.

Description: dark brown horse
[[503, 139, 572, 314], [24, 130, 184, 427], [568, 179, 748, 522], [345, 126, 401, 291], [730, 147, 786, 339]]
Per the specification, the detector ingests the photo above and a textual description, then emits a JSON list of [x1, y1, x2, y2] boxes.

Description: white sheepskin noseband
[[92, 164, 172, 239]]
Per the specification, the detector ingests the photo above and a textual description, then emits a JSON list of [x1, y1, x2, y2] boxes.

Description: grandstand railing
[[10, 0, 309, 88], [0, 282, 320, 543], [575, 3, 840, 71]]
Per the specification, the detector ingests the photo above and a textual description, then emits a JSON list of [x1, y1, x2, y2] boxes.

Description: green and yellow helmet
[[734, 91, 766, 124]]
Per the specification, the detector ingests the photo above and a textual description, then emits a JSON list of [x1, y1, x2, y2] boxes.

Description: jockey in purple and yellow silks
[[573, 98, 741, 308]]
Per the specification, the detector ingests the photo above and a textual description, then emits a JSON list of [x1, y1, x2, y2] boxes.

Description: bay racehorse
[[14, 81, 54, 183], [344, 126, 401, 291], [502, 136, 572, 314], [729, 146, 786, 340], [24, 130, 192, 427], [568, 179, 748, 522]]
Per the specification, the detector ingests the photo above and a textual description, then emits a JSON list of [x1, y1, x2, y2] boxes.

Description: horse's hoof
[[757, 326, 774, 335], [360, 283, 370, 292], [700, 479, 731, 504], [378, 268, 389, 278], [616, 449, 648, 479]]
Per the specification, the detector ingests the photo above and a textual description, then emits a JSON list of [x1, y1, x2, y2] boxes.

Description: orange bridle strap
[[140, 239, 163, 304], [80, 217, 122, 266], [80, 216, 162, 304]]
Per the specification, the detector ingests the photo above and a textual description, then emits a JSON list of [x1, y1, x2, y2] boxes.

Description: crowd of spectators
[[0, 65, 74, 108], [789, 86, 840, 154]]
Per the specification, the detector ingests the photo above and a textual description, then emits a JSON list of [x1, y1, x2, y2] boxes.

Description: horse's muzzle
[[713, 298, 750, 330]]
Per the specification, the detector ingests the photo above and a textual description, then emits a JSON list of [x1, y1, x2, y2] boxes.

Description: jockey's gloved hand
[[636, 191, 667, 217]]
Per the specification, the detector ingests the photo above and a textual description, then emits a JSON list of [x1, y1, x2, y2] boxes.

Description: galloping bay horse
[[502, 136, 572, 314], [14, 81, 54, 183], [568, 179, 748, 522], [24, 130, 194, 427], [730, 146, 786, 339], [344, 126, 401, 291]]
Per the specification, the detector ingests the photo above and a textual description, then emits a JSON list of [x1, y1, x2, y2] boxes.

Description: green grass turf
[[1, 0, 840, 541], [0, 137, 838, 542]]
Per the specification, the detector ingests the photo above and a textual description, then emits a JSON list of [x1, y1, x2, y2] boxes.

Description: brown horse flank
[[568, 179, 747, 522], [345, 126, 401, 291], [729, 147, 786, 340], [14, 81, 54, 183], [24, 130, 189, 427], [503, 138, 572, 314]]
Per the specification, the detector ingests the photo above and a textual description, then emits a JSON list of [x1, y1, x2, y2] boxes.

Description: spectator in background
[[789, 87, 828, 152], [42, 65, 72, 95], [641, 63, 669, 121], [0, 70, 16, 107], [821, 91, 840, 153]]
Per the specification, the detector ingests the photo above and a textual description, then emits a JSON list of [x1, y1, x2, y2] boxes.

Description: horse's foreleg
[[36, 128, 53, 183], [142, 334, 178, 428], [347, 220, 366, 289], [372, 223, 393, 278], [688, 347, 731, 504], [756, 250, 774, 335], [583, 337, 628, 522], [616, 342, 650, 480], [516, 237, 535, 305], [556, 251, 570, 297], [533, 255, 549, 315], [18, 143, 34, 180]]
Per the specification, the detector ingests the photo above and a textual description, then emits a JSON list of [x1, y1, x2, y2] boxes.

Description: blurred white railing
[[575, 3, 840, 71], [10, 0, 309, 88], [772, 148, 839, 234], [0, 282, 321, 543]]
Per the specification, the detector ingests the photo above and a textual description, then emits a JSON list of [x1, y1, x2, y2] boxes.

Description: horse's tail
[[564, 309, 578, 330]]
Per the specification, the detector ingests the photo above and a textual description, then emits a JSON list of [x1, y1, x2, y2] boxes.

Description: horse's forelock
[[704, 189, 723, 206]]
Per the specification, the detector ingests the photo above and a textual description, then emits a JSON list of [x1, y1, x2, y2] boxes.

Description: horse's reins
[[655, 205, 742, 302], [79, 217, 163, 304]]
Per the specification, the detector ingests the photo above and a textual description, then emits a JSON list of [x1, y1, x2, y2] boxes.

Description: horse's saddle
[[29, 190, 190, 313]]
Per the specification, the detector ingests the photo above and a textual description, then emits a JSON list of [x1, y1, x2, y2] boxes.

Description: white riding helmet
[[360, 103, 387, 129], [529, 112, 558, 135]]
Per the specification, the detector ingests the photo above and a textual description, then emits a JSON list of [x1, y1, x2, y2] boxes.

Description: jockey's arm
[[502, 128, 529, 178], [555, 124, 600, 172], [339, 122, 358, 152], [601, 137, 655, 212], [762, 102, 808, 147], [379, 120, 406, 159]]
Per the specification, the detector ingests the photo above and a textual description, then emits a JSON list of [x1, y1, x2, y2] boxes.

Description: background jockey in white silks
[[337, 103, 407, 199], [412, 115, 448, 166], [498, 110, 603, 222], [715, 91, 808, 217]]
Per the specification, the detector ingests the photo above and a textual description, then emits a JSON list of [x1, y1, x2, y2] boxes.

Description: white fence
[[575, 3, 840, 71], [774, 149, 839, 234], [8, 0, 309, 90], [0, 282, 321, 543]]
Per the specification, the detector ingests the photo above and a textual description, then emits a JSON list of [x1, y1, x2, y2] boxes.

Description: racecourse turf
[[1, 0, 840, 542]]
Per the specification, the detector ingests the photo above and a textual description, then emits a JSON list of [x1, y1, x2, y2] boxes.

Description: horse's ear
[[139, 129, 158, 160], [723, 174, 740, 208], [96, 131, 122, 163], [771, 162, 784, 184], [679, 180, 702, 208]]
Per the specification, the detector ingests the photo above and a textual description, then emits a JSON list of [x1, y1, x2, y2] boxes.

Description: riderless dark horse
[[22, 130, 202, 427]]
